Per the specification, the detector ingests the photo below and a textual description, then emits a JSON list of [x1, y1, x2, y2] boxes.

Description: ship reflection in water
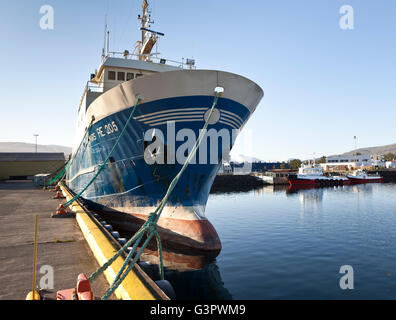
[[123, 240, 232, 300], [140, 246, 232, 300], [286, 184, 374, 203], [286, 184, 376, 219]]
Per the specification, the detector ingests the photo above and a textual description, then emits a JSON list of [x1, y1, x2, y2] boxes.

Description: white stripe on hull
[[135, 108, 244, 128], [134, 108, 208, 120]]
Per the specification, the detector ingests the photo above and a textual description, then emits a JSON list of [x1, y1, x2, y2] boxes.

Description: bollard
[[56, 274, 94, 300], [53, 191, 65, 199]]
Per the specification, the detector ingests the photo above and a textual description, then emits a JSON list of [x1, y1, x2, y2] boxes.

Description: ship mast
[[135, 0, 164, 62], [141, 0, 149, 48]]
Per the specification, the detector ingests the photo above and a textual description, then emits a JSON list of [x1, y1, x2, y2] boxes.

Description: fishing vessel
[[347, 169, 384, 184], [288, 163, 350, 187], [254, 170, 293, 185], [65, 1, 264, 252]]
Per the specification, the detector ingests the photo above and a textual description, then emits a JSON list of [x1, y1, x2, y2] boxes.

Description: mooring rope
[[88, 90, 221, 300], [62, 96, 142, 208]]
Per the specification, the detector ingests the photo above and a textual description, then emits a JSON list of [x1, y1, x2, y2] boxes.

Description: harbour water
[[147, 183, 396, 299]]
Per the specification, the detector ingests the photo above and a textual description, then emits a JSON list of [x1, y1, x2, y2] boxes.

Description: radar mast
[[135, 0, 164, 62]]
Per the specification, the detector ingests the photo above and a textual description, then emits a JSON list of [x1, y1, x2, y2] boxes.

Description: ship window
[[136, 73, 143, 78], [108, 71, 116, 80], [127, 73, 134, 81], [118, 72, 125, 81]]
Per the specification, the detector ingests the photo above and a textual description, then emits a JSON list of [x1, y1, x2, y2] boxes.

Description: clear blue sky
[[1, 0, 395, 161]]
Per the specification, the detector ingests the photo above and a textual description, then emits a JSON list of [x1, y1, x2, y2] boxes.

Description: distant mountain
[[230, 154, 263, 163], [341, 143, 396, 156], [0, 142, 72, 157]]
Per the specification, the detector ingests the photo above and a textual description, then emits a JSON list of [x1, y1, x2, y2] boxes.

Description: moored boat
[[65, 1, 264, 252], [288, 163, 350, 187], [254, 169, 294, 185], [347, 169, 384, 184]]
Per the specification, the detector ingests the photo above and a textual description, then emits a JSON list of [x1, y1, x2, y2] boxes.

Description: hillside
[[341, 143, 396, 156], [0, 142, 72, 156], [230, 154, 263, 163]]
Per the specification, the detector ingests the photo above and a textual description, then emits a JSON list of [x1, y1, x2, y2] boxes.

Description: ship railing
[[77, 81, 104, 112], [107, 51, 196, 70], [77, 82, 89, 113], [87, 81, 104, 92]]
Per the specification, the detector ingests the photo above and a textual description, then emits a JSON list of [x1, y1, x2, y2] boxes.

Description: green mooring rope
[[91, 91, 221, 300], [46, 163, 69, 186], [62, 97, 142, 209]]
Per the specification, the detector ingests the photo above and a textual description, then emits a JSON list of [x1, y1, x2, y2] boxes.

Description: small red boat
[[288, 164, 350, 187], [347, 169, 384, 184]]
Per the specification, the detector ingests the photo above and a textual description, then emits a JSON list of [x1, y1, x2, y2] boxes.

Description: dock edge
[[59, 183, 169, 300]]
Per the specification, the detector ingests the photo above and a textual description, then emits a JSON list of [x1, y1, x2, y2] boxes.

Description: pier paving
[[0, 180, 111, 300]]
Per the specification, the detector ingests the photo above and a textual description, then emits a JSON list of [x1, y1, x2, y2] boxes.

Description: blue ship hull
[[66, 92, 255, 251]]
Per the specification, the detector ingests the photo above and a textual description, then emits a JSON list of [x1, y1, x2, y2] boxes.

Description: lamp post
[[33, 134, 39, 153]]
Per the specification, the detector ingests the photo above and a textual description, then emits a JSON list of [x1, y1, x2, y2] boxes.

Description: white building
[[321, 154, 373, 170], [386, 161, 396, 169], [372, 159, 386, 168]]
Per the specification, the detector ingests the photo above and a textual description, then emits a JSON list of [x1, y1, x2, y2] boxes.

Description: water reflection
[[350, 183, 373, 195], [138, 244, 232, 300], [254, 184, 289, 195], [285, 186, 324, 219], [140, 246, 217, 272], [206, 182, 396, 299]]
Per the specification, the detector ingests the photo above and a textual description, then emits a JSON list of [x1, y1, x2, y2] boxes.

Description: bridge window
[[127, 73, 134, 81], [117, 72, 125, 81], [136, 73, 143, 78], [108, 71, 116, 80]]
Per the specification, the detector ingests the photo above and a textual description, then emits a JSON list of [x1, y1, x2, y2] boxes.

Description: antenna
[[102, 15, 108, 59], [107, 31, 110, 55], [136, 0, 163, 61]]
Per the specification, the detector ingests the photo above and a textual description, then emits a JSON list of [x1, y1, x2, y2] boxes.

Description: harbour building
[[321, 154, 373, 171], [0, 153, 65, 180]]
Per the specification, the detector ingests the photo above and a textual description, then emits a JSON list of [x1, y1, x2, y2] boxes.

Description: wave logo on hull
[[134, 108, 243, 129]]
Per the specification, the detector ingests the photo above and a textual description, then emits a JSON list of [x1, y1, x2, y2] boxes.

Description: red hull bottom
[[94, 209, 222, 253], [348, 177, 384, 184], [289, 179, 316, 187], [288, 178, 350, 187]]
